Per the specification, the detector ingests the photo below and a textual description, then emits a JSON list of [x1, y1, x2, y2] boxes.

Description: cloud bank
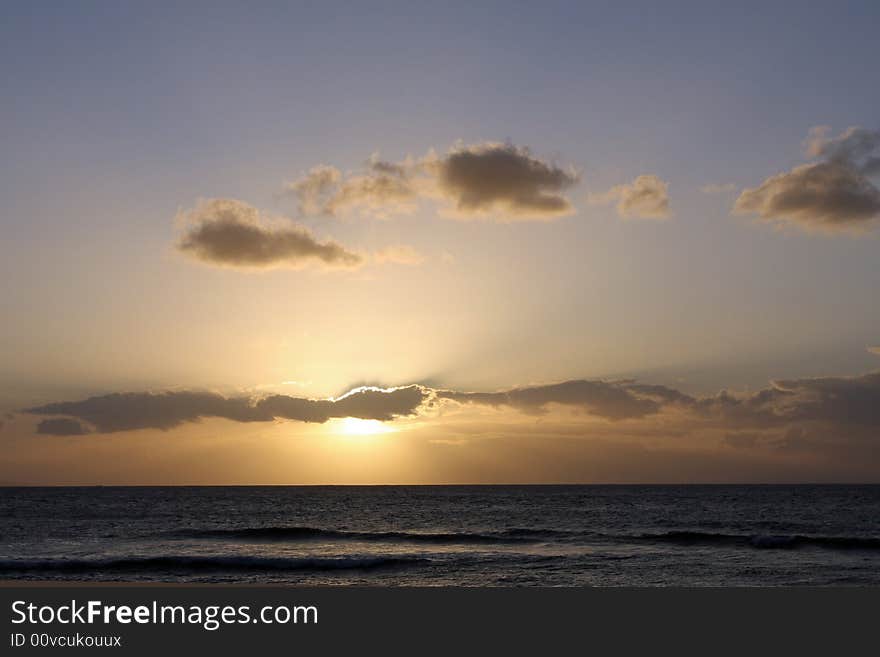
[[287, 142, 580, 221], [589, 174, 671, 219], [25, 370, 880, 461], [26, 385, 431, 434], [177, 199, 363, 270], [734, 126, 880, 233], [438, 370, 878, 435]]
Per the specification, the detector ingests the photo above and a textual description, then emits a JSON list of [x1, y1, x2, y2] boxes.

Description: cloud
[[439, 372, 880, 440], [763, 372, 880, 427], [286, 142, 579, 222], [805, 126, 880, 174], [176, 199, 363, 270], [733, 162, 880, 232], [24, 372, 880, 454], [434, 143, 579, 219], [36, 418, 89, 436], [289, 165, 341, 216], [701, 183, 737, 194], [734, 126, 880, 233], [26, 386, 431, 435], [437, 379, 692, 420], [589, 174, 671, 219], [329, 165, 421, 220], [693, 372, 880, 430], [289, 158, 421, 220], [372, 244, 425, 266]]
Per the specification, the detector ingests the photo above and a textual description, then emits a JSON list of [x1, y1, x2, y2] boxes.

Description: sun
[[335, 417, 396, 436]]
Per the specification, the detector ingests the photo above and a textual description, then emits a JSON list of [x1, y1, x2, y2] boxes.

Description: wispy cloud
[[589, 174, 671, 219], [372, 244, 426, 266]]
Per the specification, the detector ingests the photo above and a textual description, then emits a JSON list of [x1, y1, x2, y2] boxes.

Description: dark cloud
[[694, 371, 880, 430], [36, 418, 89, 436], [438, 371, 880, 440], [589, 174, 671, 219], [24, 372, 880, 447], [177, 199, 362, 269], [26, 386, 430, 435], [287, 142, 579, 221], [259, 385, 429, 424], [437, 379, 692, 420], [435, 143, 578, 219], [734, 126, 880, 232], [734, 161, 880, 231], [766, 372, 880, 427]]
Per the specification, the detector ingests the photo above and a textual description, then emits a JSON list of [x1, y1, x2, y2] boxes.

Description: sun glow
[[335, 417, 396, 436]]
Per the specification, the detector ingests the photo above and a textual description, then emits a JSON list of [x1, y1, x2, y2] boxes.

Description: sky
[[2, 0, 879, 484]]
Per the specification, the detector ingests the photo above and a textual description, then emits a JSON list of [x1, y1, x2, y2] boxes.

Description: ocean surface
[[1, 485, 878, 586]]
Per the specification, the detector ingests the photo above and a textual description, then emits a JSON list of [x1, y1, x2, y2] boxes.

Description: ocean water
[[1, 485, 878, 586]]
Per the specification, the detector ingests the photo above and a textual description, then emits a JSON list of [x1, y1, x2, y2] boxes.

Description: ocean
[[1, 485, 878, 586]]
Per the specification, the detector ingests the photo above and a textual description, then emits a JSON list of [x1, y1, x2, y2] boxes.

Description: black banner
[[1, 586, 876, 654]]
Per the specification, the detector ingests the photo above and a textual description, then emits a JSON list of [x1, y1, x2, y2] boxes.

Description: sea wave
[[0, 555, 429, 573], [175, 526, 560, 545], [170, 526, 880, 552], [633, 531, 880, 551]]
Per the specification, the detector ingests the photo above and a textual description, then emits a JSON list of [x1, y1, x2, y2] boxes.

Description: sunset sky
[[2, 1, 879, 484]]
